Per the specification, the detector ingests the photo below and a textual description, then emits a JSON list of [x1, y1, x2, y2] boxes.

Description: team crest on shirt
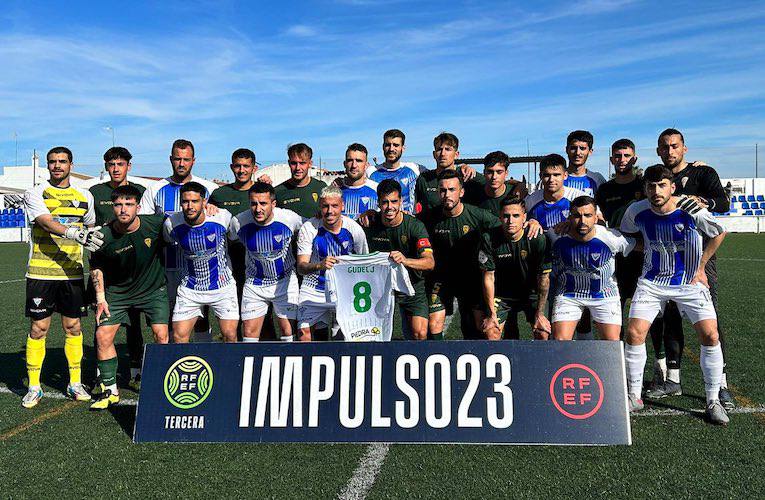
[[562, 210, 569, 218], [342, 241, 349, 249], [520, 249, 528, 259], [32, 297, 42, 306], [462, 225, 470, 234], [401, 235, 408, 245], [635, 192, 642, 200], [274, 235, 283, 243], [144, 238, 152, 247], [681, 177, 689, 188], [591, 253, 601, 261], [312, 193, 319, 202], [206, 233, 216, 242], [361, 197, 370, 205], [674, 223, 685, 232]]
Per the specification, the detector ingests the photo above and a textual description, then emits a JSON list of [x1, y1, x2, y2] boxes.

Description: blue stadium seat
[[756, 210, 764, 216], [747, 195, 755, 201], [738, 195, 746, 202], [758, 195, 765, 202], [729, 207, 737, 213], [744, 210, 754, 216], [752, 202, 760, 209], [742, 202, 750, 209]]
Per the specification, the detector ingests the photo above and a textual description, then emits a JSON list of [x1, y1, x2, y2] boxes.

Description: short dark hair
[[179, 181, 206, 197], [172, 139, 195, 156], [659, 128, 684, 144], [47, 146, 73, 162], [567, 130, 594, 149], [377, 179, 402, 199], [248, 181, 275, 199], [346, 143, 368, 157], [437, 168, 463, 186], [433, 132, 459, 150], [110, 184, 142, 202], [540, 154, 567, 172], [643, 164, 674, 184], [611, 138, 636, 153], [104, 146, 132, 163], [570, 195, 597, 209], [500, 196, 525, 211], [383, 129, 406, 144], [232, 148, 256, 163], [484, 151, 510, 170], [287, 143, 313, 159]]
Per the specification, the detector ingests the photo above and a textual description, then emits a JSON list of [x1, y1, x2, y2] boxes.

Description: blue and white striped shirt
[[341, 180, 379, 219], [564, 170, 606, 197], [229, 207, 303, 286], [525, 186, 588, 230], [163, 210, 233, 291], [368, 163, 423, 213], [621, 199, 725, 286]]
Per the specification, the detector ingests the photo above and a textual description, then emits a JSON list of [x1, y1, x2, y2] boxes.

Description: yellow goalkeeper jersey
[[23, 181, 95, 280]]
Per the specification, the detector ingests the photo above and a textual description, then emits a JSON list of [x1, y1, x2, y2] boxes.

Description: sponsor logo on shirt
[[145, 238, 152, 247]]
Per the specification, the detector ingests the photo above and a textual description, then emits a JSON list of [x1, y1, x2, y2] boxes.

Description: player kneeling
[[549, 196, 635, 341], [89, 186, 169, 409], [229, 182, 303, 341], [621, 165, 728, 425], [478, 198, 551, 340], [163, 183, 239, 343], [296, 186, 368, 341]]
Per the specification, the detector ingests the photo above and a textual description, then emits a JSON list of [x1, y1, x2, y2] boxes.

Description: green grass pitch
[[1, 235, 764, 498]]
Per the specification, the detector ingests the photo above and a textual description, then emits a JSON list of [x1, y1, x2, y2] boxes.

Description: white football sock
[[242, 337, 259, 342], [721, 372, 728, 390], [667, 368, 681, 384], [624, 343, 647, 399], [700, 344, 724, 403], [654, 357, 667, 379], [280, 335, 294, 342]]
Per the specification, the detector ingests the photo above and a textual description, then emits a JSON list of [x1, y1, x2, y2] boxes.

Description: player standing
[[229, 182, 303, 341], [548, 196, 635, 341], [368, 129, 422, 213], [621, 165, 728, 425], [646, 129, 734, 408], [414, 132, 483, 213], [563, 130, 606, 196], [163, 183, 239, 343], [275, 143, 327, 220], [477, 198, 551, 340], [89, 185, 169, 409], [525, 154, 589, 230], [296, 186, 368, 341], [364, 179, 435, 340], [420, 170, 499, 339], [89, 146, 147, 389], [140, 139, 220, 340], [338, 143, 379, 219], [468, 151, 527, 214], [21, 147, 103, 408]]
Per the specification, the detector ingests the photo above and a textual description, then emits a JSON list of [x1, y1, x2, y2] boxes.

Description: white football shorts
[[173, 283, 240, 322], [241, 274, 299, 321], [629, 278, 717, 324], [552, 296, 623, 325]]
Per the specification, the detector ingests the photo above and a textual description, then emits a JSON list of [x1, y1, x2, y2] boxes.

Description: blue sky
[[1, 0, 764, 181]]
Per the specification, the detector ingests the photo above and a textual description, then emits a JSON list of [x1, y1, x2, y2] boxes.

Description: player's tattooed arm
[[533, 272, 551, 338], [480, 270, 500, 333], [90, 268, 111, 325]]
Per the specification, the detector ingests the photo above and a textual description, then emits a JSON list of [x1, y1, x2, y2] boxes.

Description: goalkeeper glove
[[64, 225, 104, 251], [676, 194, 704, 214]]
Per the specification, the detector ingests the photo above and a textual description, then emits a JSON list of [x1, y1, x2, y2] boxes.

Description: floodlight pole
[[756, 143, 759, 178]]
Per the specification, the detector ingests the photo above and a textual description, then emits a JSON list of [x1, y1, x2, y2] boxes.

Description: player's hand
[[95, 301, 111, 326], [257, 174, 273, 185], [690, 268, 709, 288], [204, 204, 220, 216], [318, 256, 338, 270], [331, 177, 344, 188], [459, 164, 476, 181], [553, 220, 570, 235], [389, 251, 406, 265], [524, 218, 543, 238], [84, 226, 105, 251], [357, 209, 376, 228], [481, 314, 500, 333], [532, 313, 551, 340], [676, 194, 706, 214], [690, 161, 709, 167]]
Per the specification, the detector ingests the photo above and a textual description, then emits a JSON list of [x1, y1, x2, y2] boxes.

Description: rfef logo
[[549, 363, 604, 420], [164, 356, 214, 409]]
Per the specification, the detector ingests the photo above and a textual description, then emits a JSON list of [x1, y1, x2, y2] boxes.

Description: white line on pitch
[[0, 278, 24, 284], [634, 404, 765, 417], [0, 385, 137, 405], [718, 257, 765, 262]]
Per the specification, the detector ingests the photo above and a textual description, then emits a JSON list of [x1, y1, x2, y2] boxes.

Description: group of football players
[[20, 127, 733, 425]]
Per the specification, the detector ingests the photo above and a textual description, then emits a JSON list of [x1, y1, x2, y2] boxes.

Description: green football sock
[[98, 357, 118, 388]]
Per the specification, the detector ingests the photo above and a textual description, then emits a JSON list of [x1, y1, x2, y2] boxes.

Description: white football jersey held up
[[326, 252, 414, 342]]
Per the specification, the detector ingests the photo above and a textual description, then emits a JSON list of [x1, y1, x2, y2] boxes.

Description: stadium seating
[[742, 202, 750, 209], [738, 195, 747, 202], [756, 210, 764, 216], [0, 208, 26, 227]]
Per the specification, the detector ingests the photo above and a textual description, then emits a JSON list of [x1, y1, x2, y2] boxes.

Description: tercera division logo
[[164, 356, 214, 409]]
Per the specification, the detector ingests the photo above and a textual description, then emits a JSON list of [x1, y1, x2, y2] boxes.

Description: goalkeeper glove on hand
[[676, 194, 704, 214], [64, 225, 90, 245], [84, 226, 105, 251]]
